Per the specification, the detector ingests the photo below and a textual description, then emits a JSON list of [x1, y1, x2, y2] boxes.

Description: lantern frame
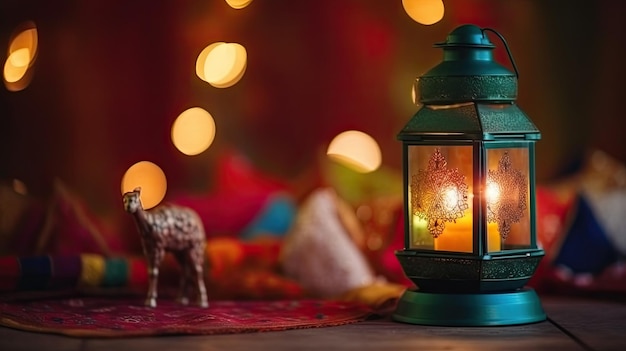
[[392, 24, 546, 326]]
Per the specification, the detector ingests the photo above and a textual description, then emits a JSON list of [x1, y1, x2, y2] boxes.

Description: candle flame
[[486, 181, 501, 204]]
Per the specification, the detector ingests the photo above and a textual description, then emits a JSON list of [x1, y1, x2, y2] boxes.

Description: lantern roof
[[398, 103, 540, 141], [399, 24, 540, 141], [419, 24, 518, 105]]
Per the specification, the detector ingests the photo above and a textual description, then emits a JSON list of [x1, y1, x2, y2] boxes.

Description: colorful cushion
[[552, 194, 620, 275]]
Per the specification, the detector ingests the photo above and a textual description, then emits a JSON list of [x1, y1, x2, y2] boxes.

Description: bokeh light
[[8, 48, 31, 67], [204, 43, 235, 83], [3, 53, 29, 83], [9, 25, 38, 60], [4, 22, 38, 91], [197, 42, 247, 88], [171, 107, 216, 156], [327, 130, 382, 173], [402, 0, 445, 26], [196, 42, 222, 81], [209, 43, 247, 88], [121, 161, 167, 210], [225, 0, 254, 10], [12, 179, 28, 195]]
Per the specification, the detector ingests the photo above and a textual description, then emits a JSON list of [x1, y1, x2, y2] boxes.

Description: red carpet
[[0, 297, 373, 338]]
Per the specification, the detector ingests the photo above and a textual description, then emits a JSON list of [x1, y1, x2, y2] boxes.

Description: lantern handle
[[481, 27, 519, 79]]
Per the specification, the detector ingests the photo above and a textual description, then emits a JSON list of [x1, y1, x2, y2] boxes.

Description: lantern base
[[392, 287, 546, 326]]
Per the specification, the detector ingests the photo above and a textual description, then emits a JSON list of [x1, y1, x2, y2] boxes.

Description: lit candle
[[487, 222, 502, 252], [433, 186, 474, 253], [434, 213, 473, 252], [486, 180, 502, 252], [432, 216, 502, 253]]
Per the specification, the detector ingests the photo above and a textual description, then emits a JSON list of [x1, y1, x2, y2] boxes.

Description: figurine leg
[[145, 249, 164, 308], [195, 263, 208, 308], [175, 252, 190, 306], [145, 265, 159, 308], [191, 245, 208, 308]]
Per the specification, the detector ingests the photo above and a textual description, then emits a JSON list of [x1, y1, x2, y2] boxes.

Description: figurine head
[[123, 187, 143, 213]]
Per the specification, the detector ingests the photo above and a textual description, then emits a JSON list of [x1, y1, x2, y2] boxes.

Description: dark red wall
[[1, 0, 625, 215]]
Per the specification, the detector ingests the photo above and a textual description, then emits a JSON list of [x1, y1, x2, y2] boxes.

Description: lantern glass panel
[[407, 145, 473, 252], [485, 146, 531, 252]]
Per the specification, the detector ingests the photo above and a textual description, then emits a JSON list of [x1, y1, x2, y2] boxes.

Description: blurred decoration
[[0, 179, 44, 256], [280, 188, 377, 298], [171, 107, 216, 156], [213, 149, 291, 195], [171, 149, 297, 241], [34, 179, 115, 257], [322, 161, 402, 206], [121, 161, 167, 210], [225, 0, 254, 10], [238, 192, 296, 240], [402, 0, 445, 26], [327, 130, 382, 174], [196, 42, 247, 88], [3, 21, 38, 91], [12, 179, 28, 196]]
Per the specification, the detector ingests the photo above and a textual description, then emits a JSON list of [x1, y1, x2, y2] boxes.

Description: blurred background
[[1, 0, 625, 218]]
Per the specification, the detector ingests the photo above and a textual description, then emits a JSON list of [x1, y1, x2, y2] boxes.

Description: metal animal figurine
[[123, 187, 208, 308]]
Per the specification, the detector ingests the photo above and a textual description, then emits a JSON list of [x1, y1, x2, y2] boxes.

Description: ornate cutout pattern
[[487, 151, 527, 239], [411, 148, 469, 238]]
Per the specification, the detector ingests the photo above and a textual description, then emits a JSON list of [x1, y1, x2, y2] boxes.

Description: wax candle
[[434, 214, 473, 252], [433, 220, 502, 253], [487, 222, 502, 252]]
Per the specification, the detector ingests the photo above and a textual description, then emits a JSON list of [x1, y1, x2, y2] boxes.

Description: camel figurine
[[123, 187, 208, 308]]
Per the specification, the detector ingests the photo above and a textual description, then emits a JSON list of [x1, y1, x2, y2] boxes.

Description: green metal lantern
[[393, 24, 546, 326]]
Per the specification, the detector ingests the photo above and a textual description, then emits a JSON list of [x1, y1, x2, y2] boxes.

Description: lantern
[[393, 24, 546, 326]]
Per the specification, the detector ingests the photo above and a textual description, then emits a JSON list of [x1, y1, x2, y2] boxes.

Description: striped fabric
[[0, 255, 148, 292]]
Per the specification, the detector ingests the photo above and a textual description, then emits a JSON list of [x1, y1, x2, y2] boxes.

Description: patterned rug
[[0, 296, 373, 338]]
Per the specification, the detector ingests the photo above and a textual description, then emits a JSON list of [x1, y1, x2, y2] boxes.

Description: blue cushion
[[240, 194, 296, 240]]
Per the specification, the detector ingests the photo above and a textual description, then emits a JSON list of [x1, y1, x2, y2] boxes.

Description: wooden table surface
[[1, 295, 624, 351]]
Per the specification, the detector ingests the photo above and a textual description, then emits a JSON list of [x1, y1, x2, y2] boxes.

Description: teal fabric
[[240, 194, 296, 240]]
